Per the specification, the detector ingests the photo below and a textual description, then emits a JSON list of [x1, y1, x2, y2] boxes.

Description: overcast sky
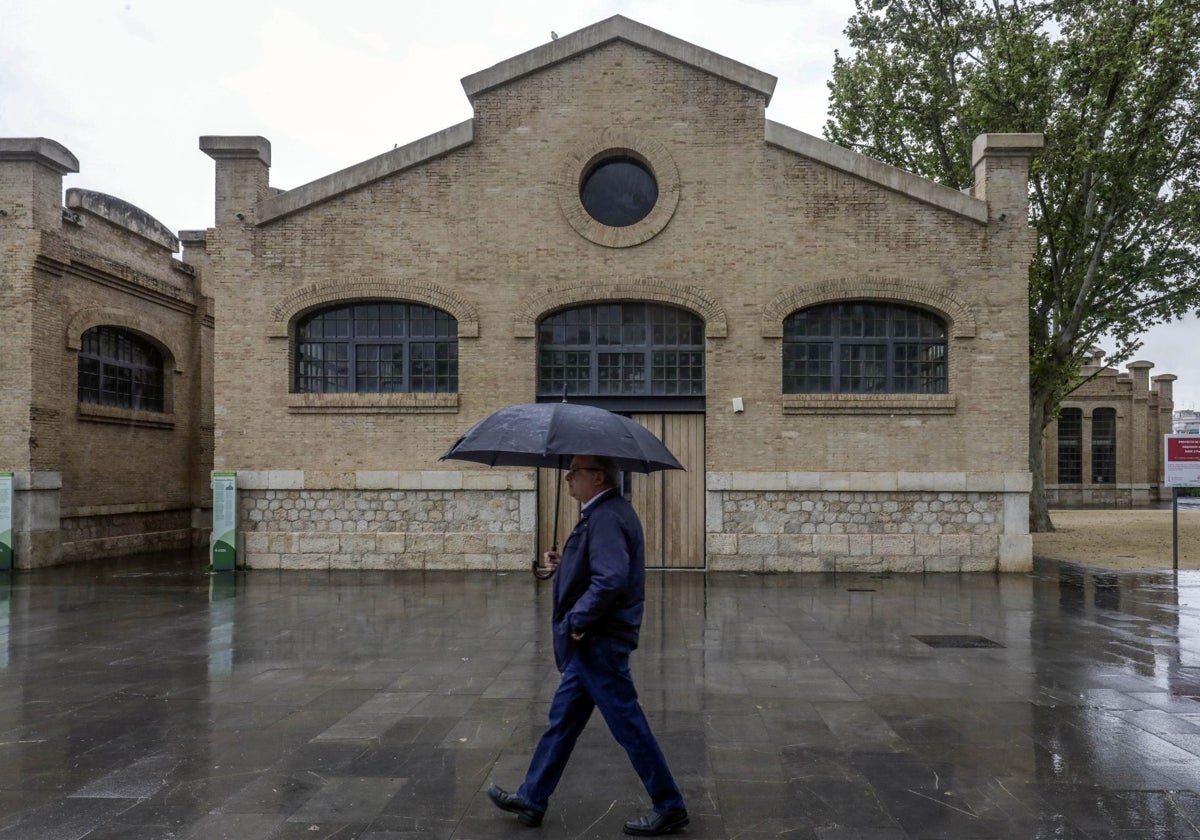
[[3, 0, 1196, 409]]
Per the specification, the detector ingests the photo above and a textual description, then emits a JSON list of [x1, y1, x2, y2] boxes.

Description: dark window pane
[[78, 326, 164, 411], [783, 302, 948, 395], [1092, 408, 1117, 484], [295, 301, 457, 394], [537, 303, 704, 398], [1058, 408, 1083, 483], [580, 157, 658, 227]]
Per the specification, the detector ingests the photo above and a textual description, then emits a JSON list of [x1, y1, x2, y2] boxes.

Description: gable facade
[[195, 16, 1042, 573]]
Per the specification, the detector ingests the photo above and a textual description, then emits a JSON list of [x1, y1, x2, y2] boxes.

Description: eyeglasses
[[564, 467, 603, 478]]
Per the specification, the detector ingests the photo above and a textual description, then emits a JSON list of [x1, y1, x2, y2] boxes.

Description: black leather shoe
[[488, 784, 544, 827], [623, 808, 689, 836]]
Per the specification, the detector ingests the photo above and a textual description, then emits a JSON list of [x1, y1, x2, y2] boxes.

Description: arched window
[[1092, 408, 1117, 484], [78, 326, 164, 412], [782, 302, 947, 394], [1058, 408, 1083, 484], [295, 302, 458, 394], [537, 303, 704, 401]]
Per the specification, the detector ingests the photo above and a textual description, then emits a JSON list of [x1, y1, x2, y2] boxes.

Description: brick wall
[[202, 20, 1040, 572]]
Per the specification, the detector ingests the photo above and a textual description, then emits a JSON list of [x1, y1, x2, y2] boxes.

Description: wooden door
[[632, 413, 705, 569], [536, 413, 705, 569]]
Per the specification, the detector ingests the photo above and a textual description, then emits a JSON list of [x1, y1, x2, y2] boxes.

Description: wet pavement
[[3, 553, 1200, 838]]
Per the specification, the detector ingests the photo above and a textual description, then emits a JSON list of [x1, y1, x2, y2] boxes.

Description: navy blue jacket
[[551, 488, 646, 671]]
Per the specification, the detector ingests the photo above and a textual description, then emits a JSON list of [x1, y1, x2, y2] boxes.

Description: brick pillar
[[1127, 361, 1154, 504], [0, 139, 77, 567]]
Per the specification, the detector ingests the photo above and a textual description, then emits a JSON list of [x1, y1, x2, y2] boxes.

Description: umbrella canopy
[[439, 402, 684, 473]]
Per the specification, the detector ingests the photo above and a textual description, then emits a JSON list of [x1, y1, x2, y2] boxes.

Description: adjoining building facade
[[196, 16, 1043, 574], [0, 139, 213, 568], [1176, 409, 1200, 435], [1042, 350, 1176, 507]]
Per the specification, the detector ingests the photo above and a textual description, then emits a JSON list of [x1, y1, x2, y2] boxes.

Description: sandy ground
[[1033, 506, 1200, 571]]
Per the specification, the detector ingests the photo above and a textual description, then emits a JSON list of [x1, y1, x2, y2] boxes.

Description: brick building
[[0, 138, 213, 567], [1042, 350, 1177, 507], [194, 16, 1042, 573]]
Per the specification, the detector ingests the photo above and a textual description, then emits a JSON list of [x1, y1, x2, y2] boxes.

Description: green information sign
[[211, 472, 237, 571], [0, 473, 12, 570]]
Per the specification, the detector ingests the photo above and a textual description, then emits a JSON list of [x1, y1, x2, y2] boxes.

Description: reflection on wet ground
[[3, 553, 1200, 838]]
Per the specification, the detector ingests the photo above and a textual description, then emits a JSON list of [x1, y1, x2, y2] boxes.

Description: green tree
[[825, 0, 1200, 530]]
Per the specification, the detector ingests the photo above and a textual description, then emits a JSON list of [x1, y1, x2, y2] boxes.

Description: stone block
[[356, 471, 399, 490], [923, 555, 961, 573], [464, 554, 497, 570], [462, 471, 511, 490], [340, 534, 378, 554], [281, 553, 329, 570], [811, 534, 847, 555], [421, 471, 463, 490], [999, 534, 1032, 573], [305, 471, 356, 489], [445, 533, 488, 554], [786, 472, 821, 490], [298, 534, 340, 554], [268, 470, 305, 490], [377, 533, 407, 553], [244, 552, 281, 569], [706, 532, 737, 555], [873, 534, 915, 556], [737, 534, 779, 556]]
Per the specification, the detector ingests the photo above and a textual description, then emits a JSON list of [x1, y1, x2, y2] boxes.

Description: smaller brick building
[[0, 138, 213, 567], [1042, 350, 1176, 507]]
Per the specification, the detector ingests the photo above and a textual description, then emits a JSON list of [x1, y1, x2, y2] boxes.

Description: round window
[[579, 156, 658, 227]]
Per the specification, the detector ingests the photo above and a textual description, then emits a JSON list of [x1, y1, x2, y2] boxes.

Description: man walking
[[488, 454, 688, 836]]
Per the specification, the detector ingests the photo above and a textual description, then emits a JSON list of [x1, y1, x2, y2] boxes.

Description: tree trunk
[[1029, 388, 1056, 533]]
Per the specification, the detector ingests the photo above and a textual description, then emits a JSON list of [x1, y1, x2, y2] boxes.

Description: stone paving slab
[[2, 553, 1200, 838]]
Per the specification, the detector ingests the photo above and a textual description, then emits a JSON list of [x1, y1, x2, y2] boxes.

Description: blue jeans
[[518, 635, 685, 814]]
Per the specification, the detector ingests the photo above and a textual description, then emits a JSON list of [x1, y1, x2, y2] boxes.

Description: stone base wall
[[60, 506, 201, 563], [705, 471, 1033, 573], [1046, 484, 1156, 508], [237, 485, 535, 570]]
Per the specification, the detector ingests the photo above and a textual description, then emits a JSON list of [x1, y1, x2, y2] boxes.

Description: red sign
[[1165, 435, 1200, 486], [1167, 437, 1200, 461]]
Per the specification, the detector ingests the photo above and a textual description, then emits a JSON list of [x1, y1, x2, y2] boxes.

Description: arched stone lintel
[[513, 281, 727, 338], [65, 307, 184, 373], [761, 280, 977, 339], [268, 278, 480, 338]]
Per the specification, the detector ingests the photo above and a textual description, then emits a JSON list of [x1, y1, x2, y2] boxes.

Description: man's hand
[[571, 630, 585, 641], [543, 550, 561, 571]]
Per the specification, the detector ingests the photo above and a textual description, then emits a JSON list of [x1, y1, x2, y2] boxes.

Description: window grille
[[537, 303, 704, 398], [78, 326, 164, 412], [1058, 408, 1083, 483], [1092, 408, 1116, 484], [296, 302, 458, 394], [782, 302, 947, 394]]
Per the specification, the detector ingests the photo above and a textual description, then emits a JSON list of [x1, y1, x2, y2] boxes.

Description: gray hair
[[593, 456, 620, 489]]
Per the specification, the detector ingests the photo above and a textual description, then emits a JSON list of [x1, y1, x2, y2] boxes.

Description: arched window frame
[[536, 302, 705, 411], [294, 300, 458, 395], [77, 325, 166, 413], [782, 301, 949, 396]]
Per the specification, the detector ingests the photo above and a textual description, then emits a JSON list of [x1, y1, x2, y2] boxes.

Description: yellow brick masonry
[[201, 17, 1042, 572]]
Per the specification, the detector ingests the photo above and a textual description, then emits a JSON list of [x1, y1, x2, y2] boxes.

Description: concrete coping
[[461, 15, 777, 103], [199, 136, 271, 165], [65, 189, 179, 252], [256, 120, 474, 224], [0, 137, 79, 174], [765, 121, 988, 223], [971, 133, 1045, 165], [707, 470, 1033, 494]]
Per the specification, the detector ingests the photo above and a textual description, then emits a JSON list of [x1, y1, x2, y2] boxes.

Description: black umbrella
[[439, 401, 684, 578]]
